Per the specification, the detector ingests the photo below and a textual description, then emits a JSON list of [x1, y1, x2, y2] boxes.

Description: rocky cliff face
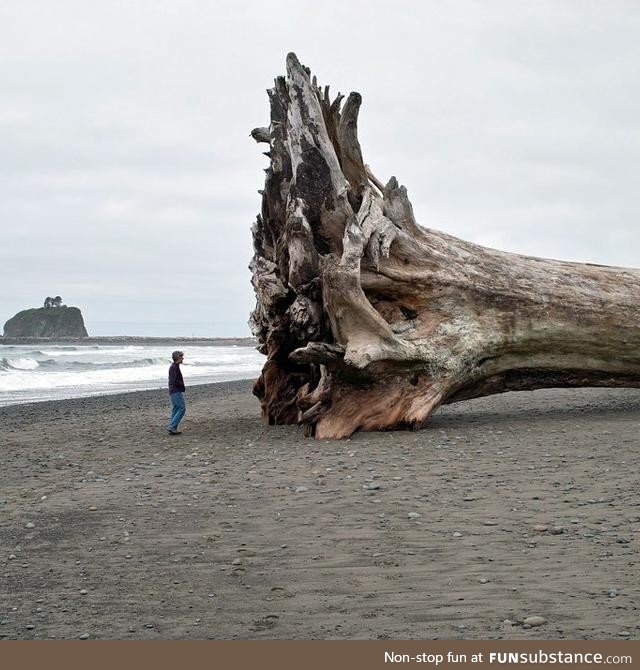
[[3, 306, 89, 338]]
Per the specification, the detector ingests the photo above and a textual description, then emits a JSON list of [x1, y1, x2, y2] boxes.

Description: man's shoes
[[167, 429, 182, 435]]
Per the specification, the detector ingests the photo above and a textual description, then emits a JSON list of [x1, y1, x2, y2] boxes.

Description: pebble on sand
[[408, 512, 421, 519], [523, 615, 547, 627], [25, 522, 35, 529]]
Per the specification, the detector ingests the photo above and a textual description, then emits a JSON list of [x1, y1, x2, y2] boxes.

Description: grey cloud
[[1, 1, 639, 335]]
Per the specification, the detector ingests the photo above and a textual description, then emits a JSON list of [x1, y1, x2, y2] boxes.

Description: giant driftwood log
[[249, 53, 640, 439]]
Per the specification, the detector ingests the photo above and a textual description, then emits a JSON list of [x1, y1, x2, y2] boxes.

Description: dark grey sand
[[1, 382, 639, 639]]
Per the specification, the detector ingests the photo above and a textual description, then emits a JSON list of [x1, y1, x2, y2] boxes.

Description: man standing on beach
[[167, 350, 186, 435]]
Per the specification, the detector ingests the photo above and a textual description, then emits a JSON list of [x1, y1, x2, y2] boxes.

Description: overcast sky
[[2, 1, 639, 336]]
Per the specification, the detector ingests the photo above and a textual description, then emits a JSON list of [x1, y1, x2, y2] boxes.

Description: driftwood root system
[[250, 53, 640, 438]]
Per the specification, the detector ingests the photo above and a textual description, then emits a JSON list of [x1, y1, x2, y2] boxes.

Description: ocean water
[[0, 343, 265, 407]]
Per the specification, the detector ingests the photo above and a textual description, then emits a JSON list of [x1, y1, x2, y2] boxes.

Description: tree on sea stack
[[249, 53, 640, 439]]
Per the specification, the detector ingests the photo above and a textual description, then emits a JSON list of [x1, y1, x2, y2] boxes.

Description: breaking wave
[[0, 343, 265, 406]]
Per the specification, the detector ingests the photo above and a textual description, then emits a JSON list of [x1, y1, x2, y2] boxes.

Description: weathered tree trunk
[[250, 53, 640, 439]]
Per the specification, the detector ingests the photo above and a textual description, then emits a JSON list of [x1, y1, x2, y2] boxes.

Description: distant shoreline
[[0, 335, 257, 347]]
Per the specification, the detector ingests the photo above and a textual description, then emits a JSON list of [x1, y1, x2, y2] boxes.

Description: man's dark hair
[[172, 350, 184, 362]]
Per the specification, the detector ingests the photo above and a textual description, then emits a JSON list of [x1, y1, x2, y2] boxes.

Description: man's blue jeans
[[168, 392, 186, 431]]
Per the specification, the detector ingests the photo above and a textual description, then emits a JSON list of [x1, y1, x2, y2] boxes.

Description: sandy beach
[[1, 382, 639, 640]]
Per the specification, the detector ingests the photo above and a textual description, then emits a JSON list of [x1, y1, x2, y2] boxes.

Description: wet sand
[[1, 382, 639, 639]]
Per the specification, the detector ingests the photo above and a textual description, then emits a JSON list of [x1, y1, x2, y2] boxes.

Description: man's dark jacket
[[168, 362, 185, 394]]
